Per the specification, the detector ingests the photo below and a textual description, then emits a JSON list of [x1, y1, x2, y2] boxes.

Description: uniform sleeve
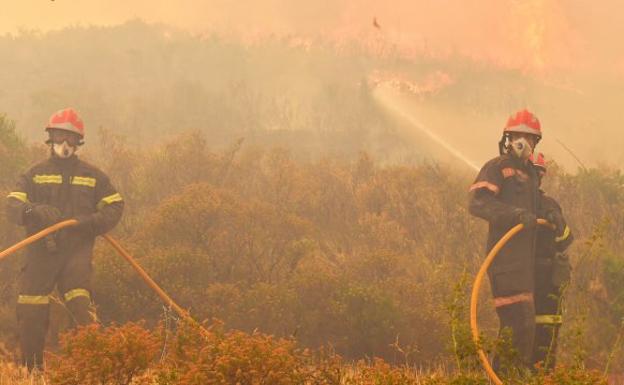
[[539, 195, 574, 251], [468, 161, 519, 227], [90, 172, 124, 235], [5, 173, 32, 226]]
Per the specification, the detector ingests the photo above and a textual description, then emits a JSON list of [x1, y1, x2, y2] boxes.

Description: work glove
[[44, 235, 59, 254], [513, 208, 537, 230], [25, 204, 62, 226], [73, 214, 95, 234], [543, 209, 566, 238]]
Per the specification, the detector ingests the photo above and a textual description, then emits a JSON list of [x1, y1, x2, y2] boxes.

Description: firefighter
[[531, 153, 573, 369], [5, 108, 124, 370], [468, 109, 544, 371]]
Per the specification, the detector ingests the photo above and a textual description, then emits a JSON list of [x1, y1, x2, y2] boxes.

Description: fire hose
[[470, 218, 552, 385], [0, 220, 205, 333], [2, 217, 554, 377]]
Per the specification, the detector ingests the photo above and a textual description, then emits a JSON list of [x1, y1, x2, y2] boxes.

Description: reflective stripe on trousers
[[17, 295, 50, 305], [535, 314, 563, 325], [64, 288, 90, 302], [494, 292, 534, 308]]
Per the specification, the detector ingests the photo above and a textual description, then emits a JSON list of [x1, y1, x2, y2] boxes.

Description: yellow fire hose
[[470, 218, 552, 385], [0, 220, 206, 334], [3, 217, 554, 374]]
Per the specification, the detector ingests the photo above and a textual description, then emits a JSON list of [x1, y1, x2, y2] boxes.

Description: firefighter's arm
[[555, 225, 574, 252], [80, 173, 124, 235], [539, 195, 574, 251], [468, 160, 524, 227], [5, 174, 32, 226], [469, 188, 523, 227]]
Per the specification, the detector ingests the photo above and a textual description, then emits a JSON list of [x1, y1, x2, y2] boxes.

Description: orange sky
[[2, 0, 623, 74], [4, 1, 624, 170]]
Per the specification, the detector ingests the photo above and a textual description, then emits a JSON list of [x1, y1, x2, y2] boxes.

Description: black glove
[[73, 214, 94, 233], [25, 204, 62, 226], [514, 208, 537, 230], [44, 235, 59, 254], [544, 209, 566, 237]]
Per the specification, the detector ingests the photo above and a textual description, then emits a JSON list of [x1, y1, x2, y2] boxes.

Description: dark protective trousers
[[490, 266, 536, 373], [494, 299, 536, 373], [17, 241, 94, 370], [532, 258, 563, 369]]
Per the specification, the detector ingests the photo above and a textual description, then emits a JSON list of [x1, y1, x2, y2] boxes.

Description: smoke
[[2, 1, 624, 169], [372, 84, 480, 172], [2, 0, 623, 74]]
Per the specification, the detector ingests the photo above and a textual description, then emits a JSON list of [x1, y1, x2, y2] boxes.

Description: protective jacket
[[469, 154, 540, 297], [7, 155, 123, 240], [6, 154, 123, 369]]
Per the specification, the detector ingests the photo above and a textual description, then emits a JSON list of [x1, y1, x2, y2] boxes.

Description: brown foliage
[[0, 123, 623, 374], [46, 323, 160, 385], [156, 322, 312, 385]]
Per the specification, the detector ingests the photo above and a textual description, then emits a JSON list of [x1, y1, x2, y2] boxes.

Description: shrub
[[46, 322, 160, 385], [529, 365, 608, 385], [156, 322, 311, 385]]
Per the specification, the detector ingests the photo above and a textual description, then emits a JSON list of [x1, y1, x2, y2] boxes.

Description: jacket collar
[[503, 153, 532, 171], [49, 154, 79, 168]]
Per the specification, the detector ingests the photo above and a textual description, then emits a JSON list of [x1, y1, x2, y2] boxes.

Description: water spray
[[372, 85, 480, 172]]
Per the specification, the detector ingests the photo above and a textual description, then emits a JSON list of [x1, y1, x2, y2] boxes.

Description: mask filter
[[510, 137, 532, 160], [53, 141, 76, 159]]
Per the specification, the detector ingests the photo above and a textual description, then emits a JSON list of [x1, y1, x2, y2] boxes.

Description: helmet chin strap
[[498, 134, 510, 155]]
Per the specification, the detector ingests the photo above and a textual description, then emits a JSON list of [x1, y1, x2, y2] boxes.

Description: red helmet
[[531, 152, 546, 172], [45, 108, 85, 138], [504, 109, 542, 138]]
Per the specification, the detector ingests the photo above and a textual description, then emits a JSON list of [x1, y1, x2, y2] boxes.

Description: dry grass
[[0, 362, 46, 385]]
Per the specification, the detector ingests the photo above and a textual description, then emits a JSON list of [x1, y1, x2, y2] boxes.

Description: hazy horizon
[[4, 1, 624, 74], [2, 1, 623, 171]]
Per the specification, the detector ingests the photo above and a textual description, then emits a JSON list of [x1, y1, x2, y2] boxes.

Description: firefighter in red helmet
[[5, 108, 124, 370], [531, 153, 573, 369], [469, 109, 544, 372]]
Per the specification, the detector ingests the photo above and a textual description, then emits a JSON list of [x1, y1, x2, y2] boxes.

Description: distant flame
[[369, 70, 454, 99]]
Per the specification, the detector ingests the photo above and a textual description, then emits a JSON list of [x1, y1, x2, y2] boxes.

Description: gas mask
[[52, 141, 76, 159], [509, 137, 533, 161]]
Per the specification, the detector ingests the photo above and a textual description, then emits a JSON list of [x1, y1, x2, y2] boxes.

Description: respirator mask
[[52, 141, 76, 159], [509, 137, 533, 160], [47, 129, 82, 159]]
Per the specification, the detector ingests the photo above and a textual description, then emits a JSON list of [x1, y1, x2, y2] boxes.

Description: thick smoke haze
[[2, 1, 623, 170], [4, 0, 624, 73], [1, 3, 624, 378]]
